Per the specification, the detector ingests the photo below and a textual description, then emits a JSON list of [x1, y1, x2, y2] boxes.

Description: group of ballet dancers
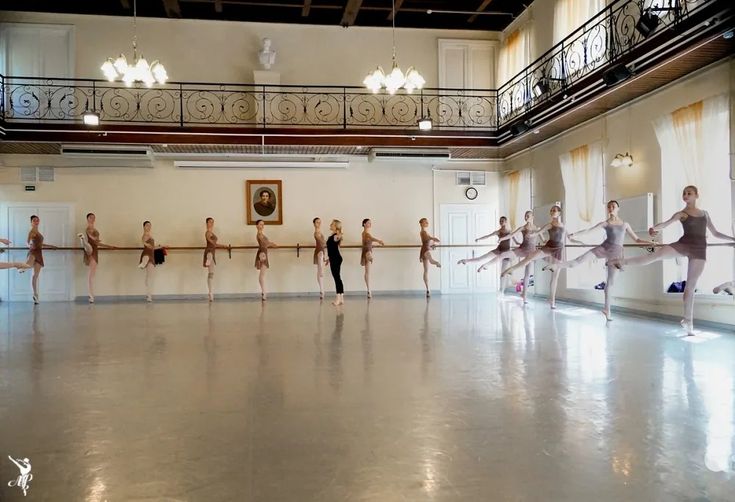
[[1, 184, 734, 334]]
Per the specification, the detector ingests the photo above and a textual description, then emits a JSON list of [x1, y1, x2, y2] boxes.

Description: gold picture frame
[[246, 180, 283, 225]]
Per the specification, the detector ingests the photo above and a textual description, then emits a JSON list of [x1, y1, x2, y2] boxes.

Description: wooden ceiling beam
[[162, 0, 182, 18], [468, 0, 494, 23], [387, 0, 404, 21], [340, 0, 363, 27], [302, 0, 312, 17]]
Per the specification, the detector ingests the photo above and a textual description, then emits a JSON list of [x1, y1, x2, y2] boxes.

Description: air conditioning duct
[[60, 144, 153, 159], [368, 148, 451, 161], [174, 159, 350, 169]]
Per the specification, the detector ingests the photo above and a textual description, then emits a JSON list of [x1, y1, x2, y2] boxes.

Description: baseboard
[[72, 289, 439, 303]]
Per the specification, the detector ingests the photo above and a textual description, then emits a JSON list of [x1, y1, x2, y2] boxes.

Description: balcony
[[0, 0, 731, 157]]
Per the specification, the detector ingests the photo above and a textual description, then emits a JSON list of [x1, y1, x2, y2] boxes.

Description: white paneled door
[[440, 204, 497, 294], [3, 204, 73, 302]]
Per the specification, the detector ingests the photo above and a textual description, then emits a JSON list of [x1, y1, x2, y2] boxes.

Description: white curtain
[[553, 0, 606, 43], [503, 168, 532, 229], [560, 143, 604, 227], [497, 24, 533, 86], [560, 141, 605, 288], [654, 94, 732, 290]]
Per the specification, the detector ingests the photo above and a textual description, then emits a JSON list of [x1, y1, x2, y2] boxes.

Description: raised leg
[[458, 250, 493, 265], [713, 281, 734, 295], [502, 250, 544, 277], [611, 245, 681, 269], [545, 248, 597, 272]]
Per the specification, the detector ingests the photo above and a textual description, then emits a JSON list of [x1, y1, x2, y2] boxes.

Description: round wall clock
[[465, 187, 478, 200]]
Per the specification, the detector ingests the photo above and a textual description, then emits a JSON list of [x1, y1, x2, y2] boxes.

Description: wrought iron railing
[[0, 0, 716, 133], [496, 0, 705, 124], [0, 77, 497, 130]]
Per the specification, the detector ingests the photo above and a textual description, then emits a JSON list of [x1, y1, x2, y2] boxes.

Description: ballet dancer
[[326, 219, 344, 306], [496, 211, 538, 303], [360, 219, 384, 298], [313, 217, 328, 299], [458, 216, 515, 295], [78, 213, 115, 303], [419, 218, 441, 297], [543, 200, 656, 321], [25, 215, 57, 304], [501, 205, 567, 309], [138, 220, 159, 303], [0, 238, 31, 270], [608, 186, 735, 334], [255, 220, 277, 301], [204, 217, 227, 302]]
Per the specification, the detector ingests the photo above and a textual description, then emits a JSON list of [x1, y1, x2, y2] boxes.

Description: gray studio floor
[[1, 295, 734, 501]]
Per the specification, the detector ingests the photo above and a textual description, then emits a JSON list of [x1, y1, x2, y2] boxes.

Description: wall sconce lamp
[[610, 152, 634, 168]]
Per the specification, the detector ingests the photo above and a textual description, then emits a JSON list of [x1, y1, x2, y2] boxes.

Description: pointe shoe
[[713, 285, 735, 295], [319, 291, 325, 300], [261, 293, 267, 302], [542, 265, 556, 273], [89, 296, 95, 304], [367, 291, 372, 299], [477, 265, 487, 273], [426, 290, 431, 298], [601, 310, 612, 322], [146, 295, 153, 303], [208, 293, 214, 302], [138, 258, 149, 269], [607, 260, 623, 271], [32, 295, 39, 305], [436, 262, 442, 268]]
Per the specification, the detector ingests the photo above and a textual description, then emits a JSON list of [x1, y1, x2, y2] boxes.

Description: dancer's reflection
[[419, 299, 433, 381], [361, 303, 374, 382], [203, 303, 218, 391], [31, 308, 43, 392], [328, 312, 344, 392]]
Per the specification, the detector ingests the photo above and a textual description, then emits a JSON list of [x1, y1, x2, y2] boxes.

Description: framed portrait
[[246, 180, 283, 225]]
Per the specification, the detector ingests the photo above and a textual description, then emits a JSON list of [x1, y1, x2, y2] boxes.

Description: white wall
[[0, 159, 499, 299], [503, 60, 735, 325], [0, 11, 498, 86]]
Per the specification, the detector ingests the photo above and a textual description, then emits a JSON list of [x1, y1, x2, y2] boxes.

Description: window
[[502, 168, 532, 230], [553, 0, 607, 78], [560, 142, 605, 289], [654, 94, 733, 293], [497, 25, 533, 87]]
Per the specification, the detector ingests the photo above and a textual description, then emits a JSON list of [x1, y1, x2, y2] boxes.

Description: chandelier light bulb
[[101, 0, 168, 86]]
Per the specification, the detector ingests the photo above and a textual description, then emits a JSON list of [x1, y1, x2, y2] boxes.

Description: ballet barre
[[3, 242, 732, 259]]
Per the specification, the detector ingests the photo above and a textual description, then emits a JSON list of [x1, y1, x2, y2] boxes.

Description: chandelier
[[363, 0, 425, 94], [100, 0, 168, 87]]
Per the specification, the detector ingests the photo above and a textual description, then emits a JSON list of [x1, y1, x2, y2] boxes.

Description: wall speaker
[[602, 64, 632, 86], [510, 121, 530, 136]]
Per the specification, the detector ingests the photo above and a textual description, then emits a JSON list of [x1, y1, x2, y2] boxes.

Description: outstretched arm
[[369, 234, 385, 246], [527, 223, 551, 238], [649, 212, 683, 236], [568, 221, 606, 241], [498, 226, 523, 243], [475, 230, 499, 242], [624, 223, 657, 245], [1, 238, 10, 246], [142, 237, 155, 249], [706, 214, 735, 242]]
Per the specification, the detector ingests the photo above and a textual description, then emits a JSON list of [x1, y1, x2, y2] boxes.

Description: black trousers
[[329, 258, 344, 294]]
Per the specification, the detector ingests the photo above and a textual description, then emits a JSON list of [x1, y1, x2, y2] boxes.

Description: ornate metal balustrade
[[496, 0, 709, 125], [0, 0, 720, 135], [0, 77, 497, 131]]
